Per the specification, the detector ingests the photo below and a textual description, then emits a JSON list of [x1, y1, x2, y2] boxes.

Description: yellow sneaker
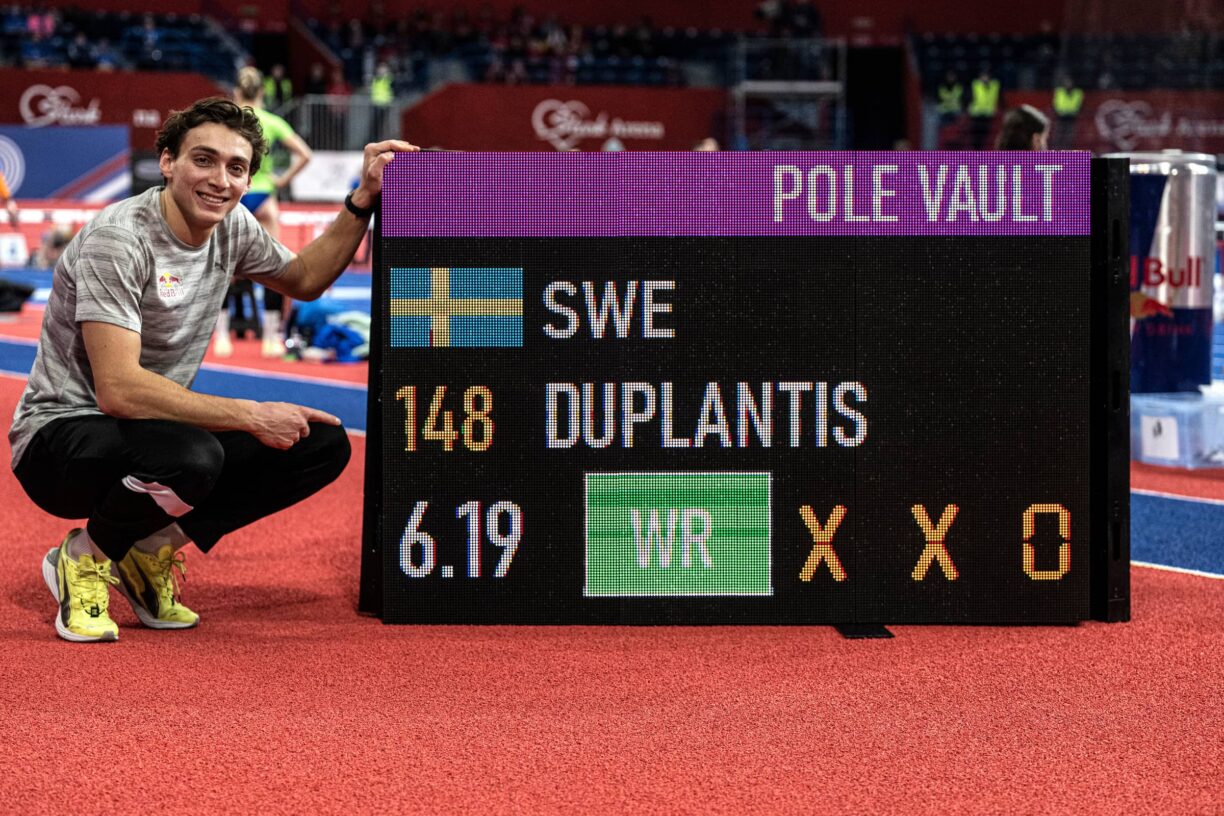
[[41, 530, 120, 643], [116, 545, 199, 629]]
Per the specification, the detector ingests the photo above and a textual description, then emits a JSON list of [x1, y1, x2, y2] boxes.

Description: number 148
[[395, 385, 494, 452]]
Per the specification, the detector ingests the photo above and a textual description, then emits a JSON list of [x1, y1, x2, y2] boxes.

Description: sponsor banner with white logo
[[971, 90, 1224, 154], [289, 150, 365, 203], [0, 68, 222, 151], [401, 85, 725, 152]]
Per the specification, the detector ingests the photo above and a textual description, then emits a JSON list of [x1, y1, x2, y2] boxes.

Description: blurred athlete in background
[[213, 66, 313, 358], [0, 167, 18, 228], [995, 104, 1049, 151]]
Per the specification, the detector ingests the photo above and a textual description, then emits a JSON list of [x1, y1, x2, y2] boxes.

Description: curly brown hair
[[155, 97, 267, 177]]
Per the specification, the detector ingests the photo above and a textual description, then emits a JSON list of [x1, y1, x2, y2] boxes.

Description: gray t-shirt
[[9, 187, 294, 467]]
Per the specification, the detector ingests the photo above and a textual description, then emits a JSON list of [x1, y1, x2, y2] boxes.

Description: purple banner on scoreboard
[[381, 151, 1091, 237]]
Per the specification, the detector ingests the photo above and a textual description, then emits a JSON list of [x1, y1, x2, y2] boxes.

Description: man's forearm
[[97, 365, 257, 432], [276, 204, 370, 300]]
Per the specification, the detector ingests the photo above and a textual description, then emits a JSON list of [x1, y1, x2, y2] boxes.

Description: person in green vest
[[263, 64, 293, 109], [967, 66, 1000, 149], [934, 69, 965, 148], [213, 66, 314, 358], [1051, 74, 1084, 148], [936, 70, 963, 120], [369, 62, 394, 143]]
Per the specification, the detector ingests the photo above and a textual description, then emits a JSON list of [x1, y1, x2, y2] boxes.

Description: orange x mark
[[799, 505, 848, 581]]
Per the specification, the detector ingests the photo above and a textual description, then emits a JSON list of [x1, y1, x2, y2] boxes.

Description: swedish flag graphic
[[390, 267, 523, 348]]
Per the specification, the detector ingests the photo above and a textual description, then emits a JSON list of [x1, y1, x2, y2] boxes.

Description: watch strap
[[344, 190, 376, 219]]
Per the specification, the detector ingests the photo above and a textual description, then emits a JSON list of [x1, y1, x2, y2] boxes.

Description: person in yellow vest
[[214, 66, 314, 358], [263, 64, 293, 109], [936, 70, 963, 121], [1051, 74, 1084, 149], [967, 66, 1000, 149], [934, 69, 965, 148], [369, 62, 394, 143]]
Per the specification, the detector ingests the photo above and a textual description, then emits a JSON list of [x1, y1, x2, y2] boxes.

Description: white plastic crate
[[1131, 392, 1224, 469]]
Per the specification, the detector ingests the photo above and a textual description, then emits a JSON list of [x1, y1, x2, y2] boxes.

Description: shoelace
[[73, 559, 119, 615], [151, 549, 188, 607]]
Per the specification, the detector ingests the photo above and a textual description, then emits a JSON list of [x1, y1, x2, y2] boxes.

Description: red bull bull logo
[[1130, 255, 1207, 291]]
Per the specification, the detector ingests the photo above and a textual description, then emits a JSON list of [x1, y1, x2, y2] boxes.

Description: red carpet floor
[[1134, 460, 1224, 503], [0, 374, 1220, 814]]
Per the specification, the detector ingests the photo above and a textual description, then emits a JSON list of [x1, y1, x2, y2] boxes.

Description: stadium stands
[[0, 6, 245, 82], [0, 2, 1218, 154], [305, 13, 745, 90], [914, 31, 1224, 94]]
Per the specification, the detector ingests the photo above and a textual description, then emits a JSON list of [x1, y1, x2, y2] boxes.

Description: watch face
[[366, 151, 1118, 626]]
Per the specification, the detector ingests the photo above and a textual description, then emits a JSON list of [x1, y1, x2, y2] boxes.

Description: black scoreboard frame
[[359, 155, 1131, 626]]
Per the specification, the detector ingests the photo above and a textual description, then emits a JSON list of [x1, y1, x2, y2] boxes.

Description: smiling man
[[8, 97, 417, 642]]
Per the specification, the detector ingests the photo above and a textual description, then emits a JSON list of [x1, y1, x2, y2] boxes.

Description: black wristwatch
[[344, 190, 377, 219]]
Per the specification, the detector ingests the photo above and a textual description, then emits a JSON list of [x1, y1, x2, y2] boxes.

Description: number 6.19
[[400, 500, 523, 579]]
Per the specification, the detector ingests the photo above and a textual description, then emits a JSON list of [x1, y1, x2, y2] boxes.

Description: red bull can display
[[1111, 150, 1219, 393]]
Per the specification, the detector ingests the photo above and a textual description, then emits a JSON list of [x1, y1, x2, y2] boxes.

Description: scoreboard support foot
[[835, 624, 894, 639]]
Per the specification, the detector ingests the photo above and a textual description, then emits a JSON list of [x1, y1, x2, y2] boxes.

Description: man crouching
[[9, 97, 416, 641]]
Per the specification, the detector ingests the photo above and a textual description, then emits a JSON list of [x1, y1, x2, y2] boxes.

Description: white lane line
[[1134, 561, 1224, 580], [199, 361, 368, 391], [1132, 487, 1224, 507], [327, 286, 372, 300]]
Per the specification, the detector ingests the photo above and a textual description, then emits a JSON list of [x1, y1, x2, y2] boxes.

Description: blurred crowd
[[305, 0, 826, 92], [0, 4, 243, 79], [307, 7, 747, 92]]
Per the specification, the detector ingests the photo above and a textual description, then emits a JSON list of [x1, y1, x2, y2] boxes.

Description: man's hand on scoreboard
[[350, 139, 420, 210]]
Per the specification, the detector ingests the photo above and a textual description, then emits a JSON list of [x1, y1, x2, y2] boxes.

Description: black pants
[[15, 415, 351, 562]]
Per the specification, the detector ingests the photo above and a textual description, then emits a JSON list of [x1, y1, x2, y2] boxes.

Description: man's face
[[159, 122, 252, 233]]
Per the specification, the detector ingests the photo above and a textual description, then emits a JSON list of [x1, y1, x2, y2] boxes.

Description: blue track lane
[[0, 339, 369, 432], [193, 368, 367, 431], [1132, 492, 1224, 576]]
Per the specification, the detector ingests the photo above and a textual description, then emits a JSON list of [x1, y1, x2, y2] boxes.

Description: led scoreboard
[[361, 152, 1130, 626]]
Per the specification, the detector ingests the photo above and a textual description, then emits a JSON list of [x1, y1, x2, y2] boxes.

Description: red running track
[[0, 374, 1219, 814]]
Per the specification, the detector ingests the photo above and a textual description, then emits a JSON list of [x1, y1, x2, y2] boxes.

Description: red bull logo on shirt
[[156, 272, 183, 301]]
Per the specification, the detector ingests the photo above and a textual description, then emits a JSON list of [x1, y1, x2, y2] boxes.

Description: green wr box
[[584, 472, 773, 597]]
